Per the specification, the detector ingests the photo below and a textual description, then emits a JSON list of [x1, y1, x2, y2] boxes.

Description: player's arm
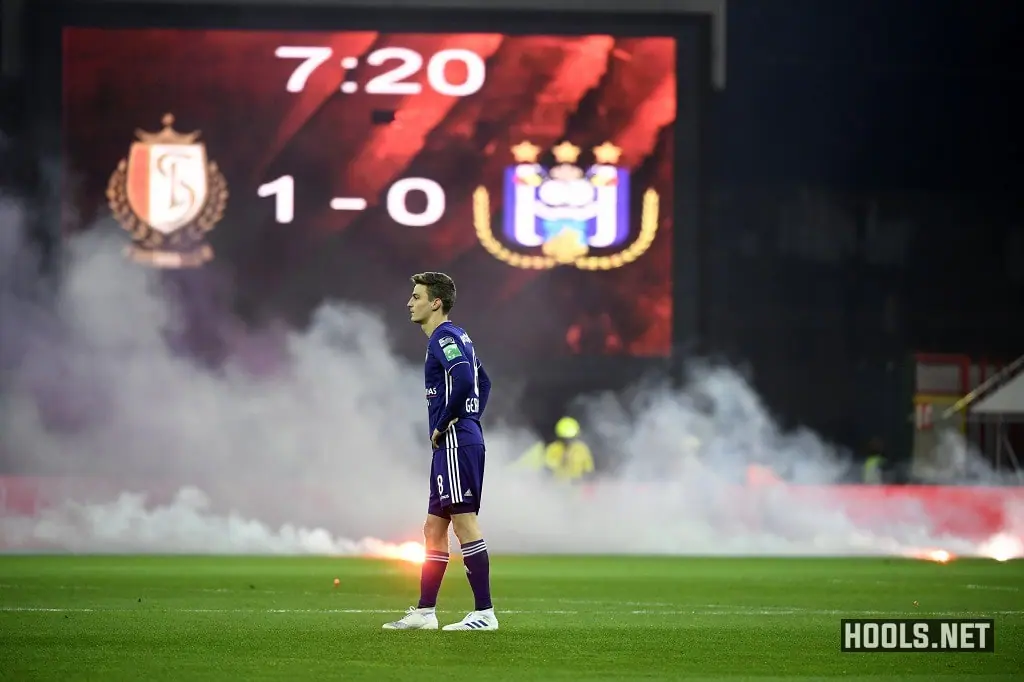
[[477, 359, 492, 415], [431, 337, 475, 433]]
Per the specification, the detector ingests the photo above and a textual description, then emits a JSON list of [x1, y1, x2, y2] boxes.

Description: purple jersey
[[424, 321, 490, 446]]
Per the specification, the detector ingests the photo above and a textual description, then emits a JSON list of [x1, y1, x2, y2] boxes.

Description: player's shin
[[460, 539, 492, 611], [418, 549, 449, 609]]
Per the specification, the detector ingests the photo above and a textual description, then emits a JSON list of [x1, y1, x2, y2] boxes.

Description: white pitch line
[[11, 584, 1022, 602], [2, 607, 1022, 616]]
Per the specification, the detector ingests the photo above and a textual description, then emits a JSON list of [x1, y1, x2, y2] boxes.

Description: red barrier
[[782, 484, 1022, 541], [575, 481, 1024, 542]]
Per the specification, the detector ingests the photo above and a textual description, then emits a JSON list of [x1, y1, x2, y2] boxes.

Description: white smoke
[[0, 191, 1019, 559]]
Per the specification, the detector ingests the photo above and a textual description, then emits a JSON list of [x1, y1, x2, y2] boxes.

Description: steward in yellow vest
[[514, 417, 595, 482]]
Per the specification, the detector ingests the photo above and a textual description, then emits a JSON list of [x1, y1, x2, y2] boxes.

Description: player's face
[[407, 284, 436, 324]]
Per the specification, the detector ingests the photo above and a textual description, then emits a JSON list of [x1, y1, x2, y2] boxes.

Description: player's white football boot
[[382, 607, 439, 630], [442, 608, 499, 631]]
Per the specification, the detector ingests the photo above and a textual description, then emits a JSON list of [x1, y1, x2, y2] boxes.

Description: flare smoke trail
[[0, 189, 1020, 560]]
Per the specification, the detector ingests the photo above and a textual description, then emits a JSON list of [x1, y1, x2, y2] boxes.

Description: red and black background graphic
[[56, 15, 697, 370]]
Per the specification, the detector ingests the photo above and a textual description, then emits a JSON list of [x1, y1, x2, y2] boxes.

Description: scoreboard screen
[[54, 13, 697, 362]]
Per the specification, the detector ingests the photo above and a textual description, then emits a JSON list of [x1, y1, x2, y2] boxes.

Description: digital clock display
[[62, 28, 678, 359]]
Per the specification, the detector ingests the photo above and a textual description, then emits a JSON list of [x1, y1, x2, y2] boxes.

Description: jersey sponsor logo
[[442, 344, 463, 361], [460, 333, 472, 344], [425, 387, 438, 400], [439, 336, 455, 347]]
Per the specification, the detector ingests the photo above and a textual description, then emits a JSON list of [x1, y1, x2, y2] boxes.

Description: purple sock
[[461, 539, 492, 611], [417, 549, 449, 608]]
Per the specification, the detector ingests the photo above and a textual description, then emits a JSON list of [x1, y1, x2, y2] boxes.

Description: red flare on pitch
[[977, 533, 1024, 562], [373, 541, 427, 565], [903, 548, 955, 563]]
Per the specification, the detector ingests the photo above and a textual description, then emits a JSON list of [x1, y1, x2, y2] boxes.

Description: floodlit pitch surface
[[1, 556, 1021, 680]]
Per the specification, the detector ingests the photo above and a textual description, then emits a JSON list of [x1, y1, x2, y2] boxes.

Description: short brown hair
[[411, 271, 456, 314]]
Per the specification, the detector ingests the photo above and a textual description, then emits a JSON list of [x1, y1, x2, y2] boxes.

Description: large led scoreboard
[[26, 0, 716, 364]]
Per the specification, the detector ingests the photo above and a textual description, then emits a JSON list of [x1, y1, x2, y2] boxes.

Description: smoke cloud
[[0, 185, 1019, 560]]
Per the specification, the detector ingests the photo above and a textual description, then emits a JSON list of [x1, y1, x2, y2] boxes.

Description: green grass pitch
[[0, 555, 1021, 680]]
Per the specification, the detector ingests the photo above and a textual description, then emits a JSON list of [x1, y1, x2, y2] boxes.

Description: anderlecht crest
[[473, 141, 658, 270]]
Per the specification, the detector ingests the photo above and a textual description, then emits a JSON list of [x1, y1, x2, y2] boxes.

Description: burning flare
[[370, 540, 426, 564], [977, 533, 1024, 562]]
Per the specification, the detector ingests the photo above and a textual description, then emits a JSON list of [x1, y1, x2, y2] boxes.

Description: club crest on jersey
[[473, 140, 659, 271], [107, 114, 228, 269]]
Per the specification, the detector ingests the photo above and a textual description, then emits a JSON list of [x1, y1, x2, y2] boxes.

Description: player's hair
[[410, 272, 456, 314]]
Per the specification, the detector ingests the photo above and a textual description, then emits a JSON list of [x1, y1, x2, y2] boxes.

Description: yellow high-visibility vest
[[513, 442, 548, 471], [514, 439, 595, 481], [544, 439, 595, 481], [863, 455, 885, 484]]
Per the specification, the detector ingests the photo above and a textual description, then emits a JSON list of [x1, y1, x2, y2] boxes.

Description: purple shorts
[[428, 441, 485, 518]]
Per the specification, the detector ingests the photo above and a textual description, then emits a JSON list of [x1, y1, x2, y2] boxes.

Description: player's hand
[[431, 419, 458, 449]]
